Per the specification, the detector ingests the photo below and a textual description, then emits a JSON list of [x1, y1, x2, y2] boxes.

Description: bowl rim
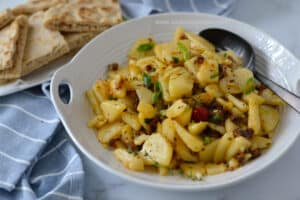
[[51, 12, 300, 191]]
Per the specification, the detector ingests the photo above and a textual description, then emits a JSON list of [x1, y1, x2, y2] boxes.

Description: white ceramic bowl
[[50, 13, 300, 191]]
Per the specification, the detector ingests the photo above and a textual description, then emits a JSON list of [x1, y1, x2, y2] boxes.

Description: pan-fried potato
[[260, 105, 279, 133], [188, 121, 208, 135], [101, 100, 126, 122], [199, 139, 219, 163], [225, 136, 251, 161], [161, 118, 176, 144], [166, 99, 187, 118], [141, 133, 173, 167], [180, 163, 205, 180], [87, 27, 283, 179], [173, 121, 204, 152], [121, 112, 141, 131], [175, 137, 198, 162], [97, 122, 123, 144], [114, 148, 144, 171]]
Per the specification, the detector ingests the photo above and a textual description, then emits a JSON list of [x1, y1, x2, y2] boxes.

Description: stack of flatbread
[[0, 0, 122, 83]]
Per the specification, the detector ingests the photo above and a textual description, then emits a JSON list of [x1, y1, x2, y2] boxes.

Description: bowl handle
[[50, 64, 74, 115]]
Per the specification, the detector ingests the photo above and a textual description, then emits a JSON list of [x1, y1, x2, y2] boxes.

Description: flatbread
[[0, 9, 14, 29], [63, 31, 100, 51], [12, 0, 67, 15], [44, 0, 122, 32], [22, 11, 69, 76], [0, 16, 28, 79]]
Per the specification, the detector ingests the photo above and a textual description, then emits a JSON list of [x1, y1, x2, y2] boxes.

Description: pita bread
[[44, 0, 122, 32], [63, 31, 100, 51], [12, 0, 67, 15], [0, 16, 28, 80], [0, 9, 14, 29], [22, 11, 69, 76]]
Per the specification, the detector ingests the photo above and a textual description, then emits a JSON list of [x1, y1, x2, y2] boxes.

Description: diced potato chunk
[[206, 163, 227, 175], [205, 84, 223, 98], [101, 100, 126, 122], [199, 139, 219, 163], [260, 105, 279, 133], [121, 125, 134, 144], [161, 118, 176, 143], [188, 122, 208, 135], [168, 70, 193, 100], [180, 163, 205, 180], [175, 137, 198, 162], [97, 122, 123, 144], [141, 133, 173, 167], [197, 59, 219, 86], [173, 121, 204, 152], [122, 112, 141, 131], [184, 31, 215, 52], [137, 101, 156, 118], [251, 136, 272, 149], [136, 86, 154, 104], [134, 134, 149, 146], [248, 97, 261, 135], [87, 114, 107, 129], [227, 94, 248, 112], [86, 90, 102, 115], [92, 80, 110, 102], [166, 99, 187, 118], [214, 132, 233, 163], [225, 118, 238, 133], [114, 148, 144, 171], [174, 106, 192, 126], [225, 136, 251, 161]]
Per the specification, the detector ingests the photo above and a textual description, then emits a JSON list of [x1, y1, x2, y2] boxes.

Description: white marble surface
[[1, 0, 300, 199]]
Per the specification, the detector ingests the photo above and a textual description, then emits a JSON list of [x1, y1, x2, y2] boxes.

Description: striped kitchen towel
[[0, 86, 84, 200], [121, 0, 236, 18]]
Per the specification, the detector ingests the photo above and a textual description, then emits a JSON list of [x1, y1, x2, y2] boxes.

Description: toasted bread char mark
[[21, 11, 69, 76], [0, 9, 15, 29], [44, 0, 122, 32], [0, 16, 29, 80]]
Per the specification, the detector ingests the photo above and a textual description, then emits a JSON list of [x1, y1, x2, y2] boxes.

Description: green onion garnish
[[137, 43, 154, 52], [177, 42, 190, 61], [143, 73, 152, 88], [243, 77, 255, 94]]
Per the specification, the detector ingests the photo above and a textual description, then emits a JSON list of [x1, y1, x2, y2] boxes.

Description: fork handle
[[255, 72, 300, 113]]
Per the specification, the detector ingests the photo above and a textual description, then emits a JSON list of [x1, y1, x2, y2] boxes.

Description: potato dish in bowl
[[85, 27, 284, 180]]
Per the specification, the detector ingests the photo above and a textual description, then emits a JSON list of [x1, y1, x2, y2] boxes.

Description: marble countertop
[[1, 0, 300, 199]]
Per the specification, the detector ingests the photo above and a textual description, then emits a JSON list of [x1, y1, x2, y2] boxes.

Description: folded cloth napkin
[[121, 0, 236, 18], [0, 86, 84, 200]]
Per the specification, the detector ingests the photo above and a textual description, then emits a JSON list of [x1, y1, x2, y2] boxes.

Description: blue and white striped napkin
[[0, 86, 84, 200], [121, 0, 236, 18]]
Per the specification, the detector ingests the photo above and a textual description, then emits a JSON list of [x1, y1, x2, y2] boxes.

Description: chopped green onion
[[153, 82, 163, 103], [209, 113, 224, 123], [137, 43, 154, 52], [210, 73, 219, 79], [143, 73, 152, 88], [203, 136, 211, 145], [172, 56, 179, 64], [177, 42, 190, 61], [223, 52, 227, 58], [243, 77, 255, 94], [154, 81, 162, 92]]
